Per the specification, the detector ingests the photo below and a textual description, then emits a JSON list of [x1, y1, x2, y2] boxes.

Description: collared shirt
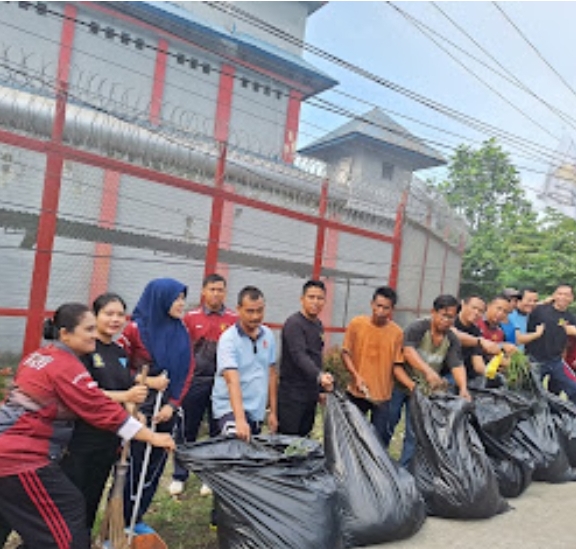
[[184, 305, 238, 343], [183, 305, 238, 379], [509, 309, 528, 351], [477, 318, 505, 344], [212, 323, 276, 422]]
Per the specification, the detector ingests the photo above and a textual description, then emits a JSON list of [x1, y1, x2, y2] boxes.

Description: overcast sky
[[299, 1, 576, 210]]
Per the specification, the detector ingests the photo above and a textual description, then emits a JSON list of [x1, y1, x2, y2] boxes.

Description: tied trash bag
[[410, 388, 508, 518], [546, 393, 576, 467], [511, 399, 576, 483], [499, 362, 575, 483], [323, 392, 426, 548], [470, 386, 534, 498], [176, 435, 341, 549]]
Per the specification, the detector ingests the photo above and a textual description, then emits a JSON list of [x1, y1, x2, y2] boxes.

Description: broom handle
[[99, 365, 150, 544], [118, 365, 149, 467], [128, 373, 166, 545]]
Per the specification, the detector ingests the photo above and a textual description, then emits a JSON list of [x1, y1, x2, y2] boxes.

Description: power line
[[386, 1, 560, 142], [5, 1, 576, 212], [202, 1, 575, 166], [492, 2, 576, 105], [406, 2, 576, 134]]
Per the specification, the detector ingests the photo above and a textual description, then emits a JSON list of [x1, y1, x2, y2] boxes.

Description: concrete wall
[[171, 1, 310, 57]]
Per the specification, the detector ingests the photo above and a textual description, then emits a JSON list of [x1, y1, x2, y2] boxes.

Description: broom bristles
[[100, 457, 130, 548], [102, 495, 129, 549]]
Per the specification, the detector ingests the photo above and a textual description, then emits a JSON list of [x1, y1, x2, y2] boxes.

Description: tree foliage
[[438, 139, 576, 298]]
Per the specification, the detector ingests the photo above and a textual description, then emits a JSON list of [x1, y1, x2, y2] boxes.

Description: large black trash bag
[[323, 392, 426, 548], [495, 363, 576, 483], [409, 388, 508, 518], [176, 435, 342, 549], [546, 393, 576, 467], [511, 399, 576, 483], [469, 387, 535, 498]]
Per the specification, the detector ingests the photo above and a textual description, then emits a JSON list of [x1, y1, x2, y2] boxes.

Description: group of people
[[344, 283, 576, 467], [1, 274, 576, 549]]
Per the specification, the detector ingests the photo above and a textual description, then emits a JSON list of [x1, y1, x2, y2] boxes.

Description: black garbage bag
[[409, 388, 508, 518], [546, 393, 576, 468], [176, 435, 341, 549], [469, 386, 534, 498], [323, 392, 426, 548], [510, 398, 576, 483], [470, 386, 533, 438]]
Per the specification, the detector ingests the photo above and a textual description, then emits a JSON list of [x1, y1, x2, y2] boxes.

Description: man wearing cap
[[500, 288, 521, 344]]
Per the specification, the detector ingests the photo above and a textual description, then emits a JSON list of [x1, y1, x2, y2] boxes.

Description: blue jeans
[[387, 387, 415, 468], [346, 391, 390, 445], [539, 357, 576, 405]]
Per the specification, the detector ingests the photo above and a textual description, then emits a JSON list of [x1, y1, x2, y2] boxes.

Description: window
[[382, 162, 394, 180]]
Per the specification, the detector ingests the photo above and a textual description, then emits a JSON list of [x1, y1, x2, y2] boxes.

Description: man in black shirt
[[453, 295, 486, 381], [278, 280, 334, 436], [527, 284, 576, 403]]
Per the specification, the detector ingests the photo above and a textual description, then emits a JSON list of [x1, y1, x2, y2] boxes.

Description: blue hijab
[[132, 278, 191, 402]]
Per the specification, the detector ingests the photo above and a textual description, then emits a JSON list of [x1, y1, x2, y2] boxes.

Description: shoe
[[168, 479, 185, 496], [128, 522, 155, 536], [199, 483, 213, 496], [210, 508, 218, 530]]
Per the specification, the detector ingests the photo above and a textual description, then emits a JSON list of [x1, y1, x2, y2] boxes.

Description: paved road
[[370, 482, 576, 549]]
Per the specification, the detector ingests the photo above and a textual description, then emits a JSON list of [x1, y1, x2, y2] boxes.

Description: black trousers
[[173, 377, 218, 482], [60, 442, 118, 530], [277, 395, 318, 437], [0, 511, 12, 547], [0, 462, 89, 549]]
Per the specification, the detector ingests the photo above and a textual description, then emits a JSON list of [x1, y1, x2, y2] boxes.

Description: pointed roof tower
[[299, 107, 445, 170]]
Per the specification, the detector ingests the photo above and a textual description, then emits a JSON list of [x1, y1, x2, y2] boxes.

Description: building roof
[[104, 1, 337, 98], [299, 108, 446, 170]]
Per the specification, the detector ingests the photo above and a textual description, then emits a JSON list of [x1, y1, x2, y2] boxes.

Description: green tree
[[503, 208, 576, 296], [438, 139, 538, 297]]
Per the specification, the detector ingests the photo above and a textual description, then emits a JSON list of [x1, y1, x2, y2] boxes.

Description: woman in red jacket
[[0, 302, 174, 549]]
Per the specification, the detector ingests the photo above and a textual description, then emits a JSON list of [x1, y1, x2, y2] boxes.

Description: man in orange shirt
[[341, 286, 404, 444]]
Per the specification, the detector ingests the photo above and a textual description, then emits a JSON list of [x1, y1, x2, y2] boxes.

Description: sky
[[297, 1, 576, 213]]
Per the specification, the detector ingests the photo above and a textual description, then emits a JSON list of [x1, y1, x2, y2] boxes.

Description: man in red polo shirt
[[476, 294, 517, 362], [169, 274, 237, 496]]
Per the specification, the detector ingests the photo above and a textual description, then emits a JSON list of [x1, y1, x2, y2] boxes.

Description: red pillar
[[204, 64, 235, 278], [416, 207, 432, 316], [215, 184, 235, 280], [388, 190, 408, 289], [23, 5, 76, 356], [150, 38, 168, 126], [283, 90, 302, 163], [312, 179, 329, 279], [89, 171, 121, 303], [320, 216, 340, 345]]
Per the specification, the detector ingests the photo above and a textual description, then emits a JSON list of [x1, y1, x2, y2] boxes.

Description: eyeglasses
[[435, 312, 456, 321]]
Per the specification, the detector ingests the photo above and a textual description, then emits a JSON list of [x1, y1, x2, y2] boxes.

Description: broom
[[99, 365, 149, 549]]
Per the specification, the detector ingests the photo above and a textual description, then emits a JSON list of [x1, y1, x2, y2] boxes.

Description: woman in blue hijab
[[118, 278, 194, 535]]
